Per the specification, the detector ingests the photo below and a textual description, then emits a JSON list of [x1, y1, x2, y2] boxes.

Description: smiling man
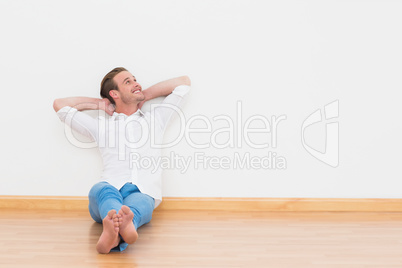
[[53, 67, 191, 253]]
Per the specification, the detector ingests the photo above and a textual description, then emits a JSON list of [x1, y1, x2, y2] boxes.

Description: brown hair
[[100, 67, 128, 105]]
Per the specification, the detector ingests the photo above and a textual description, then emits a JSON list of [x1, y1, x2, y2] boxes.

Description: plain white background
[[0, 0, 401, 198]]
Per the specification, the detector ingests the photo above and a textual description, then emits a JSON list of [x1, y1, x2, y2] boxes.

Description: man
[[53, 67, 191, 253]]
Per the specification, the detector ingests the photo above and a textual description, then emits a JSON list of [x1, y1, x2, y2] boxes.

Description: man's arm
[[53, 97, 113, 142], [139, 76, 191, 108], [53, 97, 115, 115], [150, 76, 191, 132]]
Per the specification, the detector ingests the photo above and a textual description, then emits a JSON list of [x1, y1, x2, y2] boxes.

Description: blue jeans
[[88, 181, 155, 251]]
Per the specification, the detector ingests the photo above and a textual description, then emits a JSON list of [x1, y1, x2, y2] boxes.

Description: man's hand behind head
[[100, 98, 115, 116]]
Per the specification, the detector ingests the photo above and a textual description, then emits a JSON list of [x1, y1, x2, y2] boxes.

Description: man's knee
[[89, 182, 122, 202], [128, 196, 154, 217], [89, 182, 108, 196]]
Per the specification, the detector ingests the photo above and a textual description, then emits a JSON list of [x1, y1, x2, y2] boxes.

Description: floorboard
[[1, 209, 402, 267]]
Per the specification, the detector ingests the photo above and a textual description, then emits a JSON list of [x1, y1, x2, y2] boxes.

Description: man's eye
[[126, 81, 130, 84]]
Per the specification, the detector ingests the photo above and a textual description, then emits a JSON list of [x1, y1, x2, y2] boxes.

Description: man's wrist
[[142, 89, 152, 102]]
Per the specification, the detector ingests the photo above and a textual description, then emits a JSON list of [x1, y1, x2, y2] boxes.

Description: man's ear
[[109, 89, 119, 101]]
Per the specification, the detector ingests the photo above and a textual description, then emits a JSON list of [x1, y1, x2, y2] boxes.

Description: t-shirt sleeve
[[56, 106, 99, 142], [152, 85, 191, 132]]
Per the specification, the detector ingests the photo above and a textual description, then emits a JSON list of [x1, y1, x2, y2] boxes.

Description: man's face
[[112, 71, 145, 104]]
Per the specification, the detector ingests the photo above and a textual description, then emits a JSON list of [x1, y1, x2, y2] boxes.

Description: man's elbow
[[53, 99, 63, 112], [181, 75, 191, 86]]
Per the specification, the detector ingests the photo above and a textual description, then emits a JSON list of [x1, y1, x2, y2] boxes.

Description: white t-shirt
[[57, 85, 191, 208]]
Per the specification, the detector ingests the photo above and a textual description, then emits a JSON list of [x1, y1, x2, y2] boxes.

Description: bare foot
[[118, 205, 138, 244], [96, 210, 121, 254]]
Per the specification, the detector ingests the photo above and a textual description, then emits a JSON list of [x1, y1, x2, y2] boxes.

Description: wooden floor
[[1, 209, 402, 267]]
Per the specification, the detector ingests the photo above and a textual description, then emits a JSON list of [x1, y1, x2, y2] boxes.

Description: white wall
[[0, 0, 401, 198]]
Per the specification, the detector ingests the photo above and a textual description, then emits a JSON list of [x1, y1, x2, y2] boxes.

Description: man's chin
[[137, 93, 145, 101]]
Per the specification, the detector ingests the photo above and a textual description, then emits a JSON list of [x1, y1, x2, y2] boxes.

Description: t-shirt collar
[[112, 108, 144, 119]]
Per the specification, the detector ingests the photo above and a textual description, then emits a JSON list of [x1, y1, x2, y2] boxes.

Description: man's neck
[[114, 103, 139, 116]]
